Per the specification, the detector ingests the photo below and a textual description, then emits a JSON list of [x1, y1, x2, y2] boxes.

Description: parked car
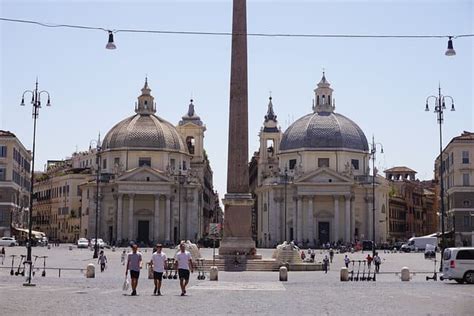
[[90, 238, 106, 249], [77, 238, 89, 248], [362, 240, 374, 251], [0, 237, 18, 247], [393, 241, 405, 251], [441, 247, 474, 284]]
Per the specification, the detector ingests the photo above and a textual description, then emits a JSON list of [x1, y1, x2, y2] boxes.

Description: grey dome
[[280, 112, 368, 152], [102, 114, 187, 152]]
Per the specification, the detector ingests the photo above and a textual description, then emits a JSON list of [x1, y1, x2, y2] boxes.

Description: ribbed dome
[[280, 112, 368, 152], [102, 114, 187, 152]]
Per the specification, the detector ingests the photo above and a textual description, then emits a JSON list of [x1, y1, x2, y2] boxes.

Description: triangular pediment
[[295, 167, 354, 184], [116, 166, 171, 183]]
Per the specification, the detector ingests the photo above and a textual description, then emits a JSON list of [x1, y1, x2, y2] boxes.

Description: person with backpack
[[98, 250, 107, 272]]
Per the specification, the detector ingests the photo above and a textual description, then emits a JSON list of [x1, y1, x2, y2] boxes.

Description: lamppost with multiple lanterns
[[174, 170, 186, 244], [425, 85, 455, 271], [370, 136, 383, 257], [20, 79, 52, 286]]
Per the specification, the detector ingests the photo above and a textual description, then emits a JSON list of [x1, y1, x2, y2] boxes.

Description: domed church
[[250, 73, 389, 248], [78, 79, 217, 245]]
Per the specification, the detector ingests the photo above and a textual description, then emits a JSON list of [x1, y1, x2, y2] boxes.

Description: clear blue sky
[[1, 0, 473, 201]]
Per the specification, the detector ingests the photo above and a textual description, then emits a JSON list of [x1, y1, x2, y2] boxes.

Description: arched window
[[186, 136, 195, 154]]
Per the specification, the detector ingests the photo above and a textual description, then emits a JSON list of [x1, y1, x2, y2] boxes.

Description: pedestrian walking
[[0, 247, 5, 265], [98, 250, 107, 272], [125, 244, 142, 296], [150, 243, 167, 296], [300, 250, 306, 261], [366, 254, 373, 268], [344, 255, 350, 268], [310, 249, 315, 262], [175, 242, 193, 296], [121, 250, 126, 265], [323, 255, 330, 273], [329, 248, 334, 263], [374, 252, 381, 273]]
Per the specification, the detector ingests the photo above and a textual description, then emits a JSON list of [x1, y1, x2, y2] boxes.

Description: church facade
[[250, 73, 389, 248], [78, 80, 217, 245]]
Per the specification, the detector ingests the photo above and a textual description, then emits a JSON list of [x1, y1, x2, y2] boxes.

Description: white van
[[441, 247, 474, 284], [401, 236, 438, 252]]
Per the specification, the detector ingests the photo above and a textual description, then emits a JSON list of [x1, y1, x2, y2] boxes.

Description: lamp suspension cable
[[1, 17, 473, 39]]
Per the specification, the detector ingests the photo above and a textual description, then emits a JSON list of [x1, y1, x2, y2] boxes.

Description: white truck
[[401, 236, 438, 252]]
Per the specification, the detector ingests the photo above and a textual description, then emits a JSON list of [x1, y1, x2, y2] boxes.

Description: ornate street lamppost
[[425, 85, 455, 271], [280, 167, 289, 242], [90, 135, 102, 259], [370, 136, 383, 257], [20, 79, 51, 286], [175, 170, 186, 244]]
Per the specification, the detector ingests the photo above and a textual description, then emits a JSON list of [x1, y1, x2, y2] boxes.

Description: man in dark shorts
[[125, 244, 142, 296], [151, 244, 167, 296], [174, 243, 193, 296]]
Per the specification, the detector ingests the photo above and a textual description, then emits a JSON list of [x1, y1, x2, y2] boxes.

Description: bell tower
[[177, 99, 206, 163], [258, 97, 281, 185]]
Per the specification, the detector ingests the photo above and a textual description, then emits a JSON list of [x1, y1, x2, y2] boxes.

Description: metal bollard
[[340, 267, 349, 281], [279, 266, 288, 282], [401, 267, 410, 281], [210, 266, 218, 281], [86, 263, 95, 278]]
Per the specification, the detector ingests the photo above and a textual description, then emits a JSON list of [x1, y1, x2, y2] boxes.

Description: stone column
[[351, 197, 355, 241], [345, 195, 351, 242], [193, 189, 199, 240], [296, 197, 303, 243], [128, 194, 135, 241], [307, 196, 313, 241], [116, 194, 123, 242], [165, 196, 171, 241], [291, 196, 297, 242], [333, 195, 339, 243], [154, 194, 160, 242]]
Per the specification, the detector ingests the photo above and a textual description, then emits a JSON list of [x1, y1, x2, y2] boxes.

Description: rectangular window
[[464, 216, 471, 229], [114, 157, 120, 166], [0, 145, 7, 157], [451, 152, 454, 165], [0, 168, 5, 181], [182, 161, 187, 170], [289, 159, 297, 170], [462, 151, 469, 164], [102, 158, 107, 169], [170, 159, 176, 170], [139, 157, 151, 167], [462, 173, 470, 186], [318, 158, 329, 168], [351, 159, 359, 170]]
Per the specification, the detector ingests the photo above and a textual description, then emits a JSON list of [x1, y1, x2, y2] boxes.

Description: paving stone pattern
[[0, 245, 472, 315]]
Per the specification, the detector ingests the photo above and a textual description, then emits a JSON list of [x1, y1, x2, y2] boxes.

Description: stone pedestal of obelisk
[[219, 0, 257, 257]]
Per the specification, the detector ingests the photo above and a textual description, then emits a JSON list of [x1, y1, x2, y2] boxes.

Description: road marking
[[191, 281, 286, 291]]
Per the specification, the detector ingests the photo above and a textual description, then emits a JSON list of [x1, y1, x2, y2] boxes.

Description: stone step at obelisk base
[[200, 258, 324, 272]]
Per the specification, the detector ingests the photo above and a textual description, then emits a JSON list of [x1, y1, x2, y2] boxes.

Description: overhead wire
[[1, 17, 473, 39]]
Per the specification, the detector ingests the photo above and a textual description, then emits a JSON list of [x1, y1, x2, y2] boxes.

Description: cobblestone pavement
[[0, 245, 472, 315]]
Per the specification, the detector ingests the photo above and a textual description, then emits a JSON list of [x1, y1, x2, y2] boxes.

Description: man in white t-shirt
[[151, 244, 167, 296], [174, 242, 193, 296]]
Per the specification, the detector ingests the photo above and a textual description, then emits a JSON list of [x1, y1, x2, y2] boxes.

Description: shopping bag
[[122, 277, 130, 291]]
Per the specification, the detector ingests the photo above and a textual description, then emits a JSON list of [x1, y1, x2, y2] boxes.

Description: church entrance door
[[137, 220, 150, 245], [318, 222, 330, 245]]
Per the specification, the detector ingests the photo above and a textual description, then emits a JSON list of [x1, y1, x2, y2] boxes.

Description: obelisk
[[219, 0, 256, 256]]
